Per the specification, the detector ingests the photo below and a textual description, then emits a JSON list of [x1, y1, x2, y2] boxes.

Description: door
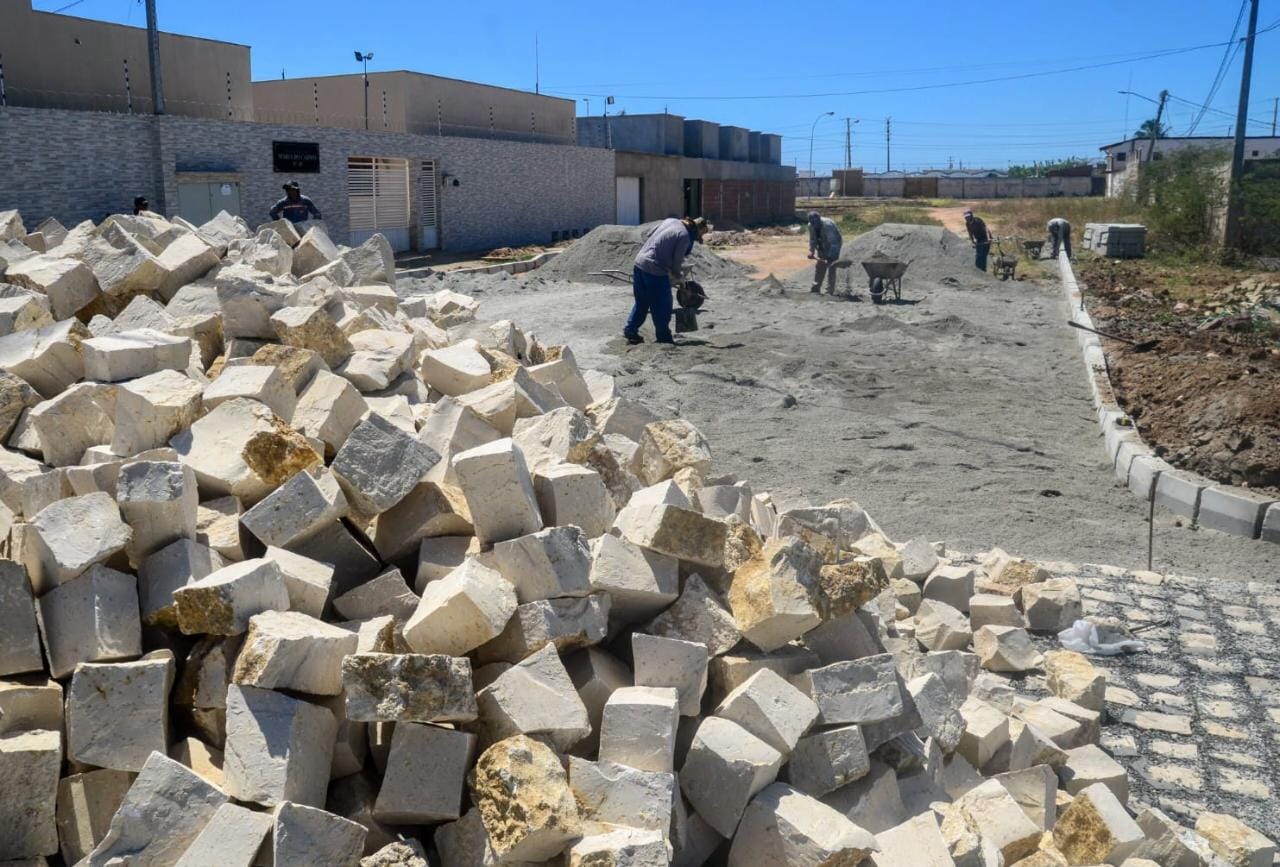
[[347, 156, 411, 252], [682, 179, 703, 219], [420, 159, 440, 250], [176, 181, 241, 225], [616, 176, 641, 225]]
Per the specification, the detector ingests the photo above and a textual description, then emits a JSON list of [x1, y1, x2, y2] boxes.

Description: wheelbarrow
[[992, 239, 1017, 281], [861, 256, 909, 304], [1022, 239, 1045, 260]]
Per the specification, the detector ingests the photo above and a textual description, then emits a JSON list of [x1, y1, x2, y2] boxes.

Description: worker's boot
[[623, 332, 643, 345], [809, 284, 821, 294]]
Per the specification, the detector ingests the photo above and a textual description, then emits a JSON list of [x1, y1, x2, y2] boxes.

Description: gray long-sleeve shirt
[[635, 218, 695, 280], [809, 217, 843, 259]]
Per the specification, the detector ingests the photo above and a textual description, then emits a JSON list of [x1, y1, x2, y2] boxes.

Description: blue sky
[[35, 0, 1280, 174]]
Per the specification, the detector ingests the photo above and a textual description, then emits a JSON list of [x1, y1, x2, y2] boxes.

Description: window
[[1115, 152, 1127, 163], [1252, 150, 1260, 157]]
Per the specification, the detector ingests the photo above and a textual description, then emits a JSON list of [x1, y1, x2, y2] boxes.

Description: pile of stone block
[[0, 205, 1275, 866]]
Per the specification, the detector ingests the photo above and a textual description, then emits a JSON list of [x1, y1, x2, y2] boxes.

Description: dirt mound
[[789, 223, 994, 286], [541, 223, 750, 284], [755, 274, 789, 296]]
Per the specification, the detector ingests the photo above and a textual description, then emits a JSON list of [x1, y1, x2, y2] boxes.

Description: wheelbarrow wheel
[[870, 277, 885, 304]]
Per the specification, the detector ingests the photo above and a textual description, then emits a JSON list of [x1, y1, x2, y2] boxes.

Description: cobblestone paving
[[1036, 560, 1280, 843]]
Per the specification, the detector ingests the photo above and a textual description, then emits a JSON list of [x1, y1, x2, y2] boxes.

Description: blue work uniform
[[270, 194, 322, 224], [625, 218, 695, 343]]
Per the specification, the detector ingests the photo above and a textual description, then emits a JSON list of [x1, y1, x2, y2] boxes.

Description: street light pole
[[354, 51, 374, 130], [809, 111, 834, 176]]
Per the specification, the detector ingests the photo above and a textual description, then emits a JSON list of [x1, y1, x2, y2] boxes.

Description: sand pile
[[791, 223, 993, 286], [541, 223, 750, 284]]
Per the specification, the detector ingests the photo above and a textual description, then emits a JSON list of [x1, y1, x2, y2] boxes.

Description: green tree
[[1134, 147, 1226, 253], [1134, 118, 1171, 140]]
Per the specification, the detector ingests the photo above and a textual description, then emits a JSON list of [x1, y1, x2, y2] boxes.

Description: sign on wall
[[272, 141, 320, 173]]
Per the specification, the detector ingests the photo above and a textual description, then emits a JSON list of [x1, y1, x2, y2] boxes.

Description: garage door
[[347, 156, 411, 251], [616, 176, 641, 226]]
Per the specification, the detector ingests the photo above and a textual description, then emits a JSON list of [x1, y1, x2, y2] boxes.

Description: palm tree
[[1134, 118, 1170, 140]]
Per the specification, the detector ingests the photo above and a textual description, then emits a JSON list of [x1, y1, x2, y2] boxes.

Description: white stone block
[[905, 672, 964, 754], [0, 291, 53, 337], [0, 318, 88, 398], [475, 643, 590, 750], [646, 572, 739, 656], [942, 778, 1041, 864], [36, 563, 141, 678], [339, 329, 415, 392], [1195, 812, 1277, 867], [112, 369, 203, 456], [81, 751, 229, 866], [414, 534, 477, 591], [171, 397, 321, 505], [203, 364, 296, 420], [373, 722, 476, 823], [82, 328, 191, 383], [263, 546, 334, 618], [589, 533, 679, 624], [680, 716, 783, 838], [4, 254, 99, 319], [68, 651, 174, 772], [272, 802, 368, 867], [729, 782, 878, 867], [452, 438, 543, 547], [469, 734, 582, 863], [0, 679, 60, 740], [958, 697, 1010, 770], [369, 479, 473, 564], [173, 557, 291, 636], [803, 653, 903, 726], [241, 466, 348, 548], [785, 724, 870, 797], [195, 495, 246, 561], [403, 558, 518, 656], [1021, 578, 1083, 633], [55, 768, 132, 865], [116, 459, 198, 566], [726, 537, 821, 651], [172, 802, 273, 867], [0, 729, 61, 860], [528, 351, 594, 411], [232, 610, 357, 695], [569, 756, 675, 839], [331, 568, 419, 622], [342, 652, 477, 723], [632, 632, 709, 716], [331, 413, 440, 517], [1058, 743, 1129, 802], [216, 264, 293, 338], [292, 368, 368, 457], [914, 599, 972, 651], [223, 684, 336, 808], [27, 381, 116, 467], [535, 462, 616, 538], [974, 625, 1043, 673], [1053, 782, 1145, 865], [968, 593, 1023, 630], [586, 395, 660, 443], [922, 564, 975, 613], [636, 418, 712, 485], [476, 594, 609, 664], [715, 667, 819, 755], [271, 304, 354, 368], [567, 827, 671, 866], [492, 524, 592, 603], [419, 340, 492, 396]]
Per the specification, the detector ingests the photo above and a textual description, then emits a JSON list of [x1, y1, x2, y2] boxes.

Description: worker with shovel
[[1048, 217, 1072, 260], [964, 209, 993, 272], [807, 211, 844, 294], [624, 216, 710, 345]]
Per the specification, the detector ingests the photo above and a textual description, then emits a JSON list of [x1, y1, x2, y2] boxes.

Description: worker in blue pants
[[964, 209, 993, 272], [624, 216, 710, 345]]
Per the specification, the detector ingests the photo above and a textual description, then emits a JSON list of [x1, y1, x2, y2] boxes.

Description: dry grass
[[978, 198, 1144, 242]]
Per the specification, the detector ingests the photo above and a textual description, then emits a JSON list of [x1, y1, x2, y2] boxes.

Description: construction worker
[[807, 211, 843, 294], [1048, 217, 1072, 259], [132, 196, 150, 216], [624, 216, 710, 345], [270, 181, 322, 228], [964, 209, 993, 272]]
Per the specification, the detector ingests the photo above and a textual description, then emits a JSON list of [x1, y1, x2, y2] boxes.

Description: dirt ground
[[423, 225, 1279, 583], [1077, 258, 1280, 495]]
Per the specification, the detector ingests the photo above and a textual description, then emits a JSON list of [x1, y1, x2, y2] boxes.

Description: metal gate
[[420, 159, 440, 250], [616, 176, 641, 225], [347, 156, 411, 251]]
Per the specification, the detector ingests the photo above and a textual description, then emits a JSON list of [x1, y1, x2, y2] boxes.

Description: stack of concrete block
[[0, 205, 1274, 867]]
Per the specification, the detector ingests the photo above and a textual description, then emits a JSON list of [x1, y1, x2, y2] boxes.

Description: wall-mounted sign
[[273, 141, 320, 173]]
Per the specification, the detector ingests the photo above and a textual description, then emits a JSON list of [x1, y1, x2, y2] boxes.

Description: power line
[[51, 0, 89, 11], [545, 38, 1259, 103], [1188, 0, 1248, 134]]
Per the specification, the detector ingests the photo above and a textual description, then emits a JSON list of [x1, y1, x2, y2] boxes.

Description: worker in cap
[[132, 196, 150, 216], [625, 215, 711, 345], [270, 181, 322, 227], [807, 210, 844, 294], [1047, 217, 1072, 260], [963, 209, 993, 272]]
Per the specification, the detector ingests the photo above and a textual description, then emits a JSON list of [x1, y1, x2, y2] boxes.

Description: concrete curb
[[1058, 252, 1279, 543], [397, 249, 562, 280]]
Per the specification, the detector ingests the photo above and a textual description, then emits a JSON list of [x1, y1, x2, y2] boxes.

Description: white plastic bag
[[1057, 619, 1145, 656]]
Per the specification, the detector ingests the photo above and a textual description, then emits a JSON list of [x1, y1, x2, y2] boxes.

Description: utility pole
[[1271, 96, 1277, 136], [845, 118, 852, 169], [885, 117, 891, 173], [144, 0, 164, 114], [1226, 0, 1260, 249], [1143, 90, 1168, 163]]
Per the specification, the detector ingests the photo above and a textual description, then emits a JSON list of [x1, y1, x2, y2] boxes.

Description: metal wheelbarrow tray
[[861, 257, 908, 303]]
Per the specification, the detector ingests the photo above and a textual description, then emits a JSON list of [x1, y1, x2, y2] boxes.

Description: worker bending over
[[270, 181, 322, 228], [624, 216, 710, 345], [807, 211, 844, 294], [964, 209, 992, 272], [1048, 217, 1072, 260]]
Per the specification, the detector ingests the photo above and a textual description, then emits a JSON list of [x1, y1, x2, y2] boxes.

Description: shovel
[[1067, 320, 1159, 352]]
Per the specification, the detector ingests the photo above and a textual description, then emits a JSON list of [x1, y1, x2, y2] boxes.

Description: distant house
[[1100, 135, 1280, 197]]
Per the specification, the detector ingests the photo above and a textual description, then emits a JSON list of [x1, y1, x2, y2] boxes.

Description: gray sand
[[429, 225, 1278, 584], [539, 223, 750, 284]]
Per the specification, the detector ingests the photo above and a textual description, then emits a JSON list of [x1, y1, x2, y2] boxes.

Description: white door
[[420, 159, 440, 250], [616, 176, 641, 225], [347, 156, 411, 252]]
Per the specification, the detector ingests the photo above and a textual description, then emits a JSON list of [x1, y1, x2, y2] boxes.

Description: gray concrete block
[[1264, 502, 1280, 544], [1197, 485, 1275, 539], [1126, 454, 1171, 501], [1153, 468, 1205, 523]]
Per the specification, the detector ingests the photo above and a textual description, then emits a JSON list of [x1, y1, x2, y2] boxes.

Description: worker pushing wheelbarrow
[[861, 253, 909, 304]]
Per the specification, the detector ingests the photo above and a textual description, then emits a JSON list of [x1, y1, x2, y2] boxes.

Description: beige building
[[0, 0, 252, 119], [252, 72, 575, 145]]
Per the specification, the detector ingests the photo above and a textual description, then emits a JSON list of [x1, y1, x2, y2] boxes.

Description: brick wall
[[702, 179, 794, 225], [1, 106, 616, 252]]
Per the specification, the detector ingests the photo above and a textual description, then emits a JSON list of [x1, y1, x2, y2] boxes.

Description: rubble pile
[[0, 206, 1275, 867]]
